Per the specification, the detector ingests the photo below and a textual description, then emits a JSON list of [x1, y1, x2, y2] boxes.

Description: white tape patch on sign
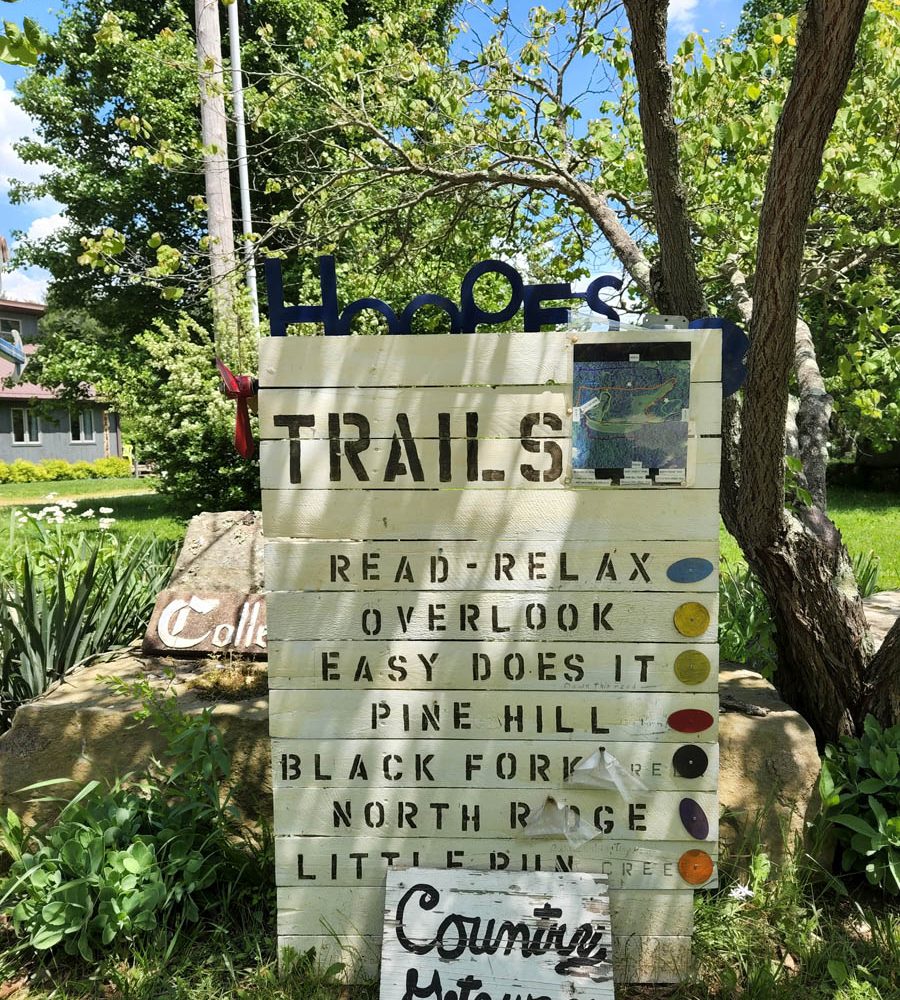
[[259, 327, 722, 985]]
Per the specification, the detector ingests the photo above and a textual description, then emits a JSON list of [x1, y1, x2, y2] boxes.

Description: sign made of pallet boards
[[260, 327, 723, 985]]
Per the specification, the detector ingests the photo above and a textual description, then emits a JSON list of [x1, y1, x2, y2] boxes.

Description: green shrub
[[0, 461, 8, 484], [6, 460, 50, 483], [68, 461, 95, 480], [719, 560, 778, 676], [0, 679, 269, 961], [91, 456, 131, 478], [119, 315, 260, 511], [39, 459, 73, 480], [819, 715, 900, 893], [852, 549, 882, 599]]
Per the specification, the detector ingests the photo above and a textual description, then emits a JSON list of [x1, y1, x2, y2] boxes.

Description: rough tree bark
[[622, 1, 707, 318], [622, 0, 887, 746]]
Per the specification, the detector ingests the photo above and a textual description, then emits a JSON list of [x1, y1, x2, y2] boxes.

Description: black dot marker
[[673, 744, 708, 779]]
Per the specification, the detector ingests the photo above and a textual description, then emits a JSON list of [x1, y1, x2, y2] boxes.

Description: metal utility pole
[[195, 0, 237, 342], [227, 0, 260, 331]]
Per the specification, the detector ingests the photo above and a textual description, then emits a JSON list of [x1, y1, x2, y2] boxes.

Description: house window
[[70, 409, 95, 443], [0, 318, 22, 338], [11, 407, 40, 445]]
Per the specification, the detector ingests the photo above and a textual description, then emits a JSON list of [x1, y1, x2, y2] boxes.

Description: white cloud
[[0, 75, 47, 192], [24, 211, 67, 242], [0, 265, 50, 303], [669, 0, 700, 33]]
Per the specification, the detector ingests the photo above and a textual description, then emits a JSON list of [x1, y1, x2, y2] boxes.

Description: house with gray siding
[[0, 299, 122, 464]]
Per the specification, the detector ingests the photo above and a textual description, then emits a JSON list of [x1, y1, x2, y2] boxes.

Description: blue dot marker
[[667, 557, 715, 584]]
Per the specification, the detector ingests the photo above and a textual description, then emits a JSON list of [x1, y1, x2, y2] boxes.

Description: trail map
[[572, 342, 691, 485]]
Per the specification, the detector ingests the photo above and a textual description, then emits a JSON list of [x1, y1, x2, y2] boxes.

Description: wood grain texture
[[380, 869, 615, 1000], [261, 487, 720, 541], [266, 592, 719, 644], [275, 933, 693, 984], [269, 738, 719, 791], [258, 435, 722, 490], [273, 836, 718, 891], [268, 689, 719, 742], [266, 639, 720, 692], [272, 786, 719, 841], [265, 540, 719, 594], [258, 382, 723, 439], [278, 883, 692, 940], [258, 328, 721, 388]]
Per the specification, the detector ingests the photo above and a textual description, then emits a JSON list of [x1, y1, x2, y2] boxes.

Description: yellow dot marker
[[674, 601, 710, 637], [678, 849, 715, 886], [674, 650, 711, 685]]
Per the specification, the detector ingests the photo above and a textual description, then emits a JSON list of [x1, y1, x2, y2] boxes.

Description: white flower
[[80, 509, 95, 518], [98, 517, 116, 530], [16, 515, 28, 525], [44, 492, 58, 500], [98, 506, 114, 514], [58, 499, 78, 510], [728, 884, 754, 900]]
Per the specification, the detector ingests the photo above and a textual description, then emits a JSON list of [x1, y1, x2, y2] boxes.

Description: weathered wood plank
[[266, 592, 719, 644], [272, 786, 719, 841], [277, 884, 692, 939], [258, 435, 722, 490], [275, 933, 693, 984], [265, 540, 719, 594], [258, 383, 723, 439], [261, 488, 720, 541], [268, 689, 719, 742], [273, 836, 718, 890], [266, 639, 719, 692], [380, 869, 616, 1000], [269, 739, 719, 791], [258, 329, 722, 389]]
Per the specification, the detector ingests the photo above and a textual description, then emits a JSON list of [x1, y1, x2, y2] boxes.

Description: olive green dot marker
[[674, 649, 711, 685], [673, 601, 710, 637]]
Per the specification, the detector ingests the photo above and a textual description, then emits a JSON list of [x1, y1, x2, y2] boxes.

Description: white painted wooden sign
[[379, 868, 615, 1000], [259, 328, 722, 984]]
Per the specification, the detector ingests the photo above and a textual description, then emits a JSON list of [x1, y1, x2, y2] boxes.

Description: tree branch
[[622, 0, 707, 317], [739, 0, 868, 547]]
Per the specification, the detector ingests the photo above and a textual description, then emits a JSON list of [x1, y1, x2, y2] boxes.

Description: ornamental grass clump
[[0, 502, 176, 729]]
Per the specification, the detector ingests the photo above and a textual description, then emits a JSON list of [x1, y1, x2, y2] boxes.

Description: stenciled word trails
[[273, 410, 564, 485]]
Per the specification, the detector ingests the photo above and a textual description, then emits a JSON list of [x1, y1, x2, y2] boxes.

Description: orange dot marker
[[678, 849, 715, 885], [674, 602, 711, 637]]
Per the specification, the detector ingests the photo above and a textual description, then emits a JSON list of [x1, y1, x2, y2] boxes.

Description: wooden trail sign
[[260, 326, 725, 984]]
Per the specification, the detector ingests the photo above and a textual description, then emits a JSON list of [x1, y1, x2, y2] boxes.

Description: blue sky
[[0, 0, 745, 302]]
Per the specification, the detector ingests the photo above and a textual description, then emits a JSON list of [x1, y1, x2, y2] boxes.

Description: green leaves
[[0, 679, 263, 958], [818, 716, 900, 893], [0, 16, 48, 65]]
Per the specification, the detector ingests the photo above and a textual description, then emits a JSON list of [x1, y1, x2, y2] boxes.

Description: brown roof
[[0, 298, 46, 317]]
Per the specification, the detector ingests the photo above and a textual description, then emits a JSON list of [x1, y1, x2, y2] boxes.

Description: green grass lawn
[[0, 479, 187, 546], [720, 484, 900, 590]]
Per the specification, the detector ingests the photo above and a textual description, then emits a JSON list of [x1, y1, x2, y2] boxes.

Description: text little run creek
[[294, 849, 680, 883]]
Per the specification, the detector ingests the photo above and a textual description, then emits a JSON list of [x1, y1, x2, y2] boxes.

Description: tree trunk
[[621, 0, 883, 747], [195, 0, 237, 343]]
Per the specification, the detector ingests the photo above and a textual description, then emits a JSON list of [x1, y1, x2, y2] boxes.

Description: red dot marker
[[668, 708, 715, 734]]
